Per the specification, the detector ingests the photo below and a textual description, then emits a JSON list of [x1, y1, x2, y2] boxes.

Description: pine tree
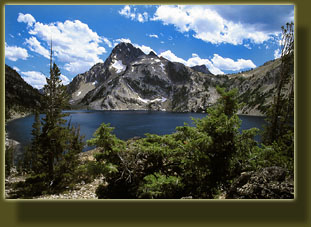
[[5, 144, 14, 177], [263, 22, 294, 145], [191, 87, 241, 195], [38, 42, 69, 180], [28, 111, 42, 173], [20, 113, 41, 173], [20, 41, 85, 194], [261, 22, 294, 174]]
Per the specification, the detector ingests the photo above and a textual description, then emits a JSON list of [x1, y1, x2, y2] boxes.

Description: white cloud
[[25, 36, 50, 59], [274, 49, 281, 59], [159, 50, 187, 64], [119, 5, 131, 17], [211, 54, 256, 71], [152, 6, 192, 32], [20, 15, 107, 74], [5, 43, 29, 61], [13, 66, 20, 72], [148, 34, 159, 39], [186, 53, 224, 75], [60, 74, 71, 85], [63, 61, 97, 75], [159, 50, 255, 74], [21, 71, 47, 89], [137, 13, 148, 23], [21, 71, 70, 88], [152, 5, 273, 45], [133, 44, 155, 55], [143, 12, 148, 21], [119, 5, 148, 23], [159, 50, 223, 75], [103, 37, 113, 48], [244, 44, 252, 50], [17, 13, 36, 27], [113, 38, 132, 46]]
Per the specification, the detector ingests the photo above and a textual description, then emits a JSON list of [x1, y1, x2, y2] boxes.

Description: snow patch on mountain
[[160, 63, 165, 73], [137, 96, 167, 104], [111, 60, 126, 73]]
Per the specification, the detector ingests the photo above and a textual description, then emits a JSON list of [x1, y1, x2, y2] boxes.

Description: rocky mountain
[[5, 65, 43, 120], [226, 58, 284, 115], [67, 42, 225, 112], [191, 65, 213, 75], [67, 42, 288, 115]]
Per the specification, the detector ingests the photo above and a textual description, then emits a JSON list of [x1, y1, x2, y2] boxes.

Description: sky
[[5, 5, 294, 89]]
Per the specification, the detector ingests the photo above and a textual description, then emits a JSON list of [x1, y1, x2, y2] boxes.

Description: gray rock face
[[67, 42, 290, 114], [67, 42, 223, 112], [226, 59, 285, 115], [191, 65, 213, 75], [226, 166, 294, 199]]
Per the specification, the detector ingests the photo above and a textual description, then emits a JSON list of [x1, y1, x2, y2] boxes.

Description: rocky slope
[[67, 42, 225, 112], [226, 59, 283, 115], [226, 166, 294, 199], [67, 42, 289, 115], [5, 65, 43, 120]]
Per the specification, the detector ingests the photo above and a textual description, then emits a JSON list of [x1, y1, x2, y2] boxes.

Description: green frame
[[1, 1, 310, 226]]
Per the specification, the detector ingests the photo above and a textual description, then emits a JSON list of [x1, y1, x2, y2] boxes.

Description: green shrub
[[137, 173, 184, 199]]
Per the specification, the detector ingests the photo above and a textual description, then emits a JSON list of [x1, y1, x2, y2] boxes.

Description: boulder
[[226, 166, 294, 199]]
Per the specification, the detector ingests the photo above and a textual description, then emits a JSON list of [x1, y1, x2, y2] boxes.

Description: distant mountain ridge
[[5, 65, 43, 120], [67, 42, 287, 115], [5, 42, 290, 117]]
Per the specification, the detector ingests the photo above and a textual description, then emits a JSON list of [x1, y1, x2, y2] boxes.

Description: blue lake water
[[6, 110, 266, 152]]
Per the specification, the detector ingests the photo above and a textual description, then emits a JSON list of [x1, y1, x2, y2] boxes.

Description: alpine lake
[[6, 110, 266, 154]]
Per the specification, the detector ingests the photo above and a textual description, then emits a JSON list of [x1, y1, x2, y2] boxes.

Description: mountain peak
[[148, 51, 157, 57], [112, 42, 142, 55], [111, 42, 145, 65], [191, 64, 213, 75]]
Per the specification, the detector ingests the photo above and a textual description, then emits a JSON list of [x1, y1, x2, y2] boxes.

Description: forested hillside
[[5, 65, 43, 120]]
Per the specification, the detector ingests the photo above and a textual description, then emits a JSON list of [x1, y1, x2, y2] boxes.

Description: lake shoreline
[[5, 110, 267, 155], [5, 111, 32, 123], [66, 108, 266, 117]]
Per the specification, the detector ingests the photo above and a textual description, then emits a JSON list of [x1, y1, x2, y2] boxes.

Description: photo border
[[1, 0, 310, 226]]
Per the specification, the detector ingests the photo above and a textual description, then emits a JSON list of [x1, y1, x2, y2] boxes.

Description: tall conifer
[[263, 23, 294, 151]]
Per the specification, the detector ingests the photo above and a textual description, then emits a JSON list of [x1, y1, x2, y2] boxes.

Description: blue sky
[[5, 5, 294, 89]]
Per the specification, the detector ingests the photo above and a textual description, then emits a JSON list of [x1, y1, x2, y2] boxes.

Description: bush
[[137, 173, 184, 199], [10, 173, 49, 198]]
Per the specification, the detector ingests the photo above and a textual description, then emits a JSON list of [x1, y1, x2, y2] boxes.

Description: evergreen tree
[[261, 22, 294, 172], [39, 60, 69, 180], [182, 87, 242, 196], [37, 43, 85, 188], [5, 144, 14, 177], [18, 113, 41, 174], [28, 111, 42, 173], [13, 42, 85, 196], [263, 22, 294, 146]]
